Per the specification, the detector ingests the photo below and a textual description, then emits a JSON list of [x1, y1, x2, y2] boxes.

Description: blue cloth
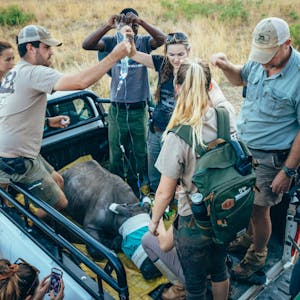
[[238, 47, 300, 150], [98, 35, 152, 103], [151, 55, 176, 131], [121, 226, 149, 258]]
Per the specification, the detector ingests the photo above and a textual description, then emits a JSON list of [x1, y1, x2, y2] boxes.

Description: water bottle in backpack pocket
[[191, 193, 209, 221]]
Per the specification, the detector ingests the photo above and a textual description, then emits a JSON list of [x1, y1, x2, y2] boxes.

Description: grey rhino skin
[[61, 159, 149, 257]]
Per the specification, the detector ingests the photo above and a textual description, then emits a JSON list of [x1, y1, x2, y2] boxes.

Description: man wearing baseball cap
[[0, 24, 131, 218], [210, 17, 300, 280], [17, 24, 63, 47]]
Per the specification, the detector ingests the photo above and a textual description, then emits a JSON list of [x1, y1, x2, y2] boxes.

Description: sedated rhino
[[61, 159, 161, 280]]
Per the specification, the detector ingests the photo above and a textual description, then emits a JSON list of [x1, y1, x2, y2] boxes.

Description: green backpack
[[170, 107, 256, 244]]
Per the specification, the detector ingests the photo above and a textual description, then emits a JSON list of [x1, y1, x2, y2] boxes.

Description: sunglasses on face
[[165, 32, 188, 44], [14, 258, 40, 296]]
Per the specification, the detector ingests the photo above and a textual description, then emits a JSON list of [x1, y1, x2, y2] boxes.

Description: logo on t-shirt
[[0, 70, 16, 94], [0, 70, 16, 110]]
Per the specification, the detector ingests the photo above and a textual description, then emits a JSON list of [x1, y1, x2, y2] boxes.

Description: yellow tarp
[[17, 155, 168, 299], [76, 244, 168, 300], [67, 156, 168, 299]]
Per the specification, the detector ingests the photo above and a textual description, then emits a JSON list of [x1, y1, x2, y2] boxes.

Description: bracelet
[[282, 166, 297, 178]]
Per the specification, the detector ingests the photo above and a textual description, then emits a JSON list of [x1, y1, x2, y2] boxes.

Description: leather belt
[[111, 101, 146, 110], [153, 124, 164, 133], [248, 148, 290, 155]]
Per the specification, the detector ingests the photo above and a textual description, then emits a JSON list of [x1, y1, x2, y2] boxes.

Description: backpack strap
[[215, 107, 231, 141], [169, 107, 231, 155], [169, 125, 206, 156]]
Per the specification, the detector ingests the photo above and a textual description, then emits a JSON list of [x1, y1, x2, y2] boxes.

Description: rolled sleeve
[[155, 133, 184, 179]]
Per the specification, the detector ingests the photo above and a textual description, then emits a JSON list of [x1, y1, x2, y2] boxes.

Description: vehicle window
[[73, 98, 94, 120], [44, 97, 95, 134]]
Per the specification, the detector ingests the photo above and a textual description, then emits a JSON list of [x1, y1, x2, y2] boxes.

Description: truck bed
[[1, 90, 297, 300]]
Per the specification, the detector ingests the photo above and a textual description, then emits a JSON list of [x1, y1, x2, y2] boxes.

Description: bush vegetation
[[0, 5, 34, 26], [0, 0, 299, 102]]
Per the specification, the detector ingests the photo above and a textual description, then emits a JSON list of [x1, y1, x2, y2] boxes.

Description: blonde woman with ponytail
[[149, 59, 236, 300], [165, 59, 212, 149]]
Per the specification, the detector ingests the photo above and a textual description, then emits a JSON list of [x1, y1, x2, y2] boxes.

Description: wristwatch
[[282, 166, 297, 178]]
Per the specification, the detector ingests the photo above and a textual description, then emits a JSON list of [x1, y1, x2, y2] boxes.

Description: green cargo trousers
[[108, 104, 148, 195]]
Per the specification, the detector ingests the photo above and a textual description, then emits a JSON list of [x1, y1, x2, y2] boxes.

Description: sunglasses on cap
[[14, 258, 40, 297], [165, 32, 188, 44]]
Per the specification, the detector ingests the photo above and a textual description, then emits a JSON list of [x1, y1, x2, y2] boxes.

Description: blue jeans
[[147, 130, 163, 192]]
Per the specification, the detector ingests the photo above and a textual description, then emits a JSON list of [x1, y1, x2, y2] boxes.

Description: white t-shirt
[[0, 59, 62, 158]]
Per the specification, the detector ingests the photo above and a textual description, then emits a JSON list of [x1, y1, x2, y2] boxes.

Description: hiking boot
[[228, 232, 253, 254], [161, 283, 185, 300], [231, 244, 267, 280]]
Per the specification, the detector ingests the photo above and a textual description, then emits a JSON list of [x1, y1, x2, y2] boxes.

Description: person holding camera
[[0, 258, 64, 300], [82, 8, 165, 196]]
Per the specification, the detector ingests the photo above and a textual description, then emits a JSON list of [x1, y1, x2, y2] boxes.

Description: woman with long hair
[[131, 32, 235, 192], [148, 59, 236, 299]]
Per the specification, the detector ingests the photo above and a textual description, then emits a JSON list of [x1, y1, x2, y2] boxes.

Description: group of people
[[0, 6, 299, 300], [146, 16, 299, 300], [82, 10, 299, 299]]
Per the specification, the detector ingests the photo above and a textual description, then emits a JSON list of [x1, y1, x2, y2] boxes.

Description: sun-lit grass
[[1, 0, 299, 99]]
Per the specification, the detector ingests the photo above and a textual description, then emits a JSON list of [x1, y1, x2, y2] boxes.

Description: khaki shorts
[[0, 154, 61, 207], [251, 149, 289, 207]]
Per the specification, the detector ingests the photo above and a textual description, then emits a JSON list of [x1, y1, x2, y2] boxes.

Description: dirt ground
[[219, 82, 243, 115]]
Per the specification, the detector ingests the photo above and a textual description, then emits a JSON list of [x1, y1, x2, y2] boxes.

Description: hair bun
[[0, 264, 19, 280]]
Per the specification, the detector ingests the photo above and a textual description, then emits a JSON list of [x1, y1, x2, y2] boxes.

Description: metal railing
[[0, 182, 129, 300]]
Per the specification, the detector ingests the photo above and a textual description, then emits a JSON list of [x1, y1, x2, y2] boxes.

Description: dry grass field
[[1, 0, 300, 112]]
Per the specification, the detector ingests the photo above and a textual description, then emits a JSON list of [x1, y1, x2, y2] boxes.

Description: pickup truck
[[0, 89, 299, 300]]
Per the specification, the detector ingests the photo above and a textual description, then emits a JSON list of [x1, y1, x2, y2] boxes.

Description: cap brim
[[41, 38, 62, 47], [249, 44, 279, 64]]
